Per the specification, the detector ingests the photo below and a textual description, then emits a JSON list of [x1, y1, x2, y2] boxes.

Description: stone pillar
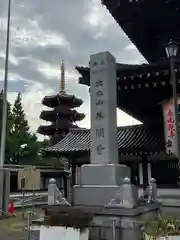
[[0, 168, 10, 216], [73, 52, 130, 206], [3, 168, 10, 214], [75, 166, 81, 184], [90, 51, 118, 165]]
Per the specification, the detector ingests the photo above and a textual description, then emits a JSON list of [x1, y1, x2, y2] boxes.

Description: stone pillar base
[[80, 164, 130, 185], [73, 164, 130, 206], [74, 185, 121, 206]]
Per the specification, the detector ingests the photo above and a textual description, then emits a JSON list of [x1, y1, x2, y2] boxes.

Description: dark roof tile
[[46, 125, 164, 155]]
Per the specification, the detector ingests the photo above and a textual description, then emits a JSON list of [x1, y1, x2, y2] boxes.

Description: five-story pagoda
[[37, 61, 85, 144]]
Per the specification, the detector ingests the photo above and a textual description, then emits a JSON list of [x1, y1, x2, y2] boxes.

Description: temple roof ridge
[[69, 124, 161, 132]]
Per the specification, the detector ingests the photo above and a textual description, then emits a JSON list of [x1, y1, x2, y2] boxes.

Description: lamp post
[[165, 40, 180, 173], [0, 0, 11, 167], [0, 0, 11, 217]]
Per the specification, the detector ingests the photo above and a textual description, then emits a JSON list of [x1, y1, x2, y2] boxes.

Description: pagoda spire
[[60, 60, 66, 95]]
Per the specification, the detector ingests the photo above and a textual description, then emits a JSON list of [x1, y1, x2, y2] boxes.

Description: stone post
[[48, 178, 70, 206], [107, 177, 138, 208], [48, 178, 57, 205], [147, 178, 157, 203]]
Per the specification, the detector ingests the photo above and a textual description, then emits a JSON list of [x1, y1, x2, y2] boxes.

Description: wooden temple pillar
[[62, 175, 68, 198], [71, 160, 76, 187], [141, 155, 151, 187]]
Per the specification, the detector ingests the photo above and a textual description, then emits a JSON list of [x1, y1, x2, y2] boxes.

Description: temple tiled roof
[[46, 125, 164, 155]]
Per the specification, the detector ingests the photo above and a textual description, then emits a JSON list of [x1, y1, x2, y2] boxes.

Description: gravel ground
[[0, 231, 26, 240], [0, 207, 43, 240], [1, 206, 180, 240]]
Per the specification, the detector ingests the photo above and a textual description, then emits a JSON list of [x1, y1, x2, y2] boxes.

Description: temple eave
[[42, 95, 83, 108], [39, 111, 85, 122], [102, 0, 180, 62]]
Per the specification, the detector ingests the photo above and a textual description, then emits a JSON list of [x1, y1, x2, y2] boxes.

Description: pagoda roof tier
[[76, 61, 180, 124], [40, 107, 85, 122], [42, 94, 83, 108], [46, 125, 164, 156], [37, 122, 74, 136], [102, 0, 180, 62]]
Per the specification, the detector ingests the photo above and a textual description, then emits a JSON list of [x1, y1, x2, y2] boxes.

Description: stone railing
[[47, 178, 70, 206], [106, 177, 157, 208]]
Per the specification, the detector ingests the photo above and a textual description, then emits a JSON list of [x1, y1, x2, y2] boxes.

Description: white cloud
[[85, 0, 112, 29], [0, 51, 19, 66], [84, 0, 122, 39], [0, 0, 145, 141], [125, 43, 137, 51], [9, 19, 70, 49], [8, 82, 54, 140]]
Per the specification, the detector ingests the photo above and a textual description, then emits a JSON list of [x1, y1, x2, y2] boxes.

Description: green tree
[[11, 92, 38, 164], [0, 91, 14, 163]]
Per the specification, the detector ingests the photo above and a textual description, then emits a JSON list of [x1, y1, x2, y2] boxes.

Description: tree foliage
[[0, 91, 62, 167], [0, 91, 14, 162], [0, 92, 38, 164]]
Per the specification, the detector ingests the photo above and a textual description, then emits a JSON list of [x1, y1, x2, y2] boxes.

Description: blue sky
[[0, 0, 145, 139]]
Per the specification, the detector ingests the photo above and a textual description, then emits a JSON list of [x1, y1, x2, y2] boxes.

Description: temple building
[[47, 61, 180, 188], [46, 1, 180, 188], [37, 61, 85, 144]]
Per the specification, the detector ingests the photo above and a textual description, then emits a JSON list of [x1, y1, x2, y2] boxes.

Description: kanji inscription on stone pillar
[[90, 51, 118, 164]]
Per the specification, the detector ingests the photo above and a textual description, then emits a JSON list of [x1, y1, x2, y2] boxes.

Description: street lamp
[[165, 40, 179, 58], [18, 144, 28, 164], [165, 40, 180, 174]]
